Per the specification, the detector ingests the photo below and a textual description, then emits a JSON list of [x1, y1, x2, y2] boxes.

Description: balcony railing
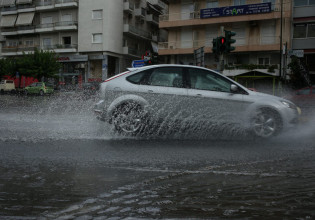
[[158, 40, 209, 50], [2, 44, 78, 54], [124, 24, 152, 39]]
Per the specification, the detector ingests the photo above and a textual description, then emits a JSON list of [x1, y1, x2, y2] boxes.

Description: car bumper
[[94, 100, 106, 121]]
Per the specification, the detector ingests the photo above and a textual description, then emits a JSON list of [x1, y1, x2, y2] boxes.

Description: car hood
[[248, 90, 295, 104]]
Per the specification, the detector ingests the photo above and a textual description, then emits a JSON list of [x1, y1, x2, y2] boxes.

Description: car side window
[[148, 68, 183, 88], [127, 71, 146, 84], [296, 88, 310, 95], [188, 68, 231, 93]]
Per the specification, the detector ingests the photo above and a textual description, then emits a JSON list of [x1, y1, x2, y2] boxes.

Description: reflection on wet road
[[0, 94, 315, 219]]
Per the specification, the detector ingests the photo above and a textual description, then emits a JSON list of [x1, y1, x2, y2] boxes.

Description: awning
[[1, 0, 16, 7], [151, 41, 158, 53], [0, 14, 17, 27], [16, 12, 35, 26], [16, 0, 32, 4]]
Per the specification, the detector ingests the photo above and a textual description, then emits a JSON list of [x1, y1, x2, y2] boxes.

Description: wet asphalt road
[[0, 94, 315, 219]]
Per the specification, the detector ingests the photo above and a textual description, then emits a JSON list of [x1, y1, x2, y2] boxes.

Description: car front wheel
[[39, 90, 44, 96], [112, 103, 146, 135], [251, 108, 282, 138]]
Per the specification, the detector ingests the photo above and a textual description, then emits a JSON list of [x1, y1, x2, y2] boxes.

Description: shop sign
[[200, 2, 271, 19], [58, 55, 88, 62], [89, 55, 106, 60], [288, 50, 304, 58]]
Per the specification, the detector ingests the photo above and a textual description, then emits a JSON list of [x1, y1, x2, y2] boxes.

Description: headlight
[[281, 101, 296, 109]]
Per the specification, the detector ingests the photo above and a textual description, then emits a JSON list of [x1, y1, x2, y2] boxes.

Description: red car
[[289, 86, 315, 114]]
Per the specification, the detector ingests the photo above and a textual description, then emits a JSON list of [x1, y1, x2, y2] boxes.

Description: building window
[[293, 24, 307, 38], [258, 57, 270, 65], [234, 0, 246, 6], [206, 0, 218, 8], [308, 23, 315, 37], [92, 10, 103, 20], [43, 38, 52, 49], [262, 0, 275, 10], [92, 33, 102, 43], [42, 16, 52, 24], [25, 40, 33, 46], [294, 0, 315, 6], [61, 14, 72, 22]]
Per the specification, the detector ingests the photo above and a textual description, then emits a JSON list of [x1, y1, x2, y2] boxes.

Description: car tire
[[39, 90, 44, 96], [111, 102, 146, 135], [251, 108, 282, 138], [24, 90, 28, 96]]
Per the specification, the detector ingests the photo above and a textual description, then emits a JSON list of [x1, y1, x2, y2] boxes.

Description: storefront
[[58, 55, 88, 89]]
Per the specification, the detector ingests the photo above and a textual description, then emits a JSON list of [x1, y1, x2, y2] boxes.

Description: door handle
[[148, 90, 154, 93]]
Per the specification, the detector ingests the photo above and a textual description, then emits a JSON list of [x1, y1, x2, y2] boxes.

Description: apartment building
[[292, 0, 315, 82], [159, 0, 292, 86], [0, 0, 168, 84]]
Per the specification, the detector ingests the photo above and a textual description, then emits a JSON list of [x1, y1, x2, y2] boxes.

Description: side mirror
[[231, 84, 238, 93]]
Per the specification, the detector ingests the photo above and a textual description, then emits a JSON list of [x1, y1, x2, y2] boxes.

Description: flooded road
[[0, 94, 314, 219]]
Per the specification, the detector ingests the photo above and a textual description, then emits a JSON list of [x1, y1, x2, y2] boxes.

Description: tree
[[0, 58, 17, 79], [17, 48, 61, 81], [288, 56, 308, 89]]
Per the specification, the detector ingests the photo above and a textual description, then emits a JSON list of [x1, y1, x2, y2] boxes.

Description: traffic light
[[212, 37, 219, 55], [218, 36, 226, 54], [224, 30, 236, 53]]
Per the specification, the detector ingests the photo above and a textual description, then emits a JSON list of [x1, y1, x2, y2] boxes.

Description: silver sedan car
[[94, 64, 300, 138]]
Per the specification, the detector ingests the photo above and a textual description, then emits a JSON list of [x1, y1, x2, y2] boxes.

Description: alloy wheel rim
[[115, 111, 142, 133], [253, 113, 276, 138]]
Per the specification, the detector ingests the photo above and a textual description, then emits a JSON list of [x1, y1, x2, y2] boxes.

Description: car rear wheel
[[251, 108, 282, 138], [24, 90, 28, 95], [39, 90, 44, 96], [112, 103, 145, 135]]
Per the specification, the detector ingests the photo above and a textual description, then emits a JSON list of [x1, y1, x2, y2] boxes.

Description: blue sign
[[132, 60, 146, 68], [200, 2, 271, 19]]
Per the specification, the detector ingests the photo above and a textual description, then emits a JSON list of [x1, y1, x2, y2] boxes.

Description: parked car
[[24, 82, 54, 96], [94, 65, 300, 138], [288, 86, 315, 113], [82, 82, 100, 96], [0, 80, 16, 94]]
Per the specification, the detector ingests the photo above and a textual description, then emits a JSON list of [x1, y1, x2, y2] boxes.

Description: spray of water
[[0, 91, 314, 143]]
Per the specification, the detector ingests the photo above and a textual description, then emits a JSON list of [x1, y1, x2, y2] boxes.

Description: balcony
[[54, 21, 77, 31], [1, 27, 18, 35], [134, 7, 145, 19], [17, 3, 35, 13], [1, 6, 17, 15], [17, 25, 35, 34], [147, 0, 167, 10], [123, 0, 134, 14], [55, 0, 78, 8], [123, 46, 142, 58], [123, 24, 152, 40], [158, 40, 280, 55], [35, 0, 54, 11], [36, 21, 77, 33], [146, 14, 159, 26], [1, 44, 77, 56], [160, 9, 284, 29]]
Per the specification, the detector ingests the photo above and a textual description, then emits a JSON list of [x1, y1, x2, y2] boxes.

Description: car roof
[[127, 64, 218, 73]]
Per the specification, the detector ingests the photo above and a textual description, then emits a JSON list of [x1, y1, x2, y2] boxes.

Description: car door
[[186, 68, 246, 125], [28, 83, 37, 93], [137, 67, 189, 121]]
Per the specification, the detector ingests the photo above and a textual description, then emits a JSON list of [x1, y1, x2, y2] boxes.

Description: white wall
[[78, 0, 124, 54]]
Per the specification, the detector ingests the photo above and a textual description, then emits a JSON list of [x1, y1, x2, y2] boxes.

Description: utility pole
[[279, 0, 283, 79]]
